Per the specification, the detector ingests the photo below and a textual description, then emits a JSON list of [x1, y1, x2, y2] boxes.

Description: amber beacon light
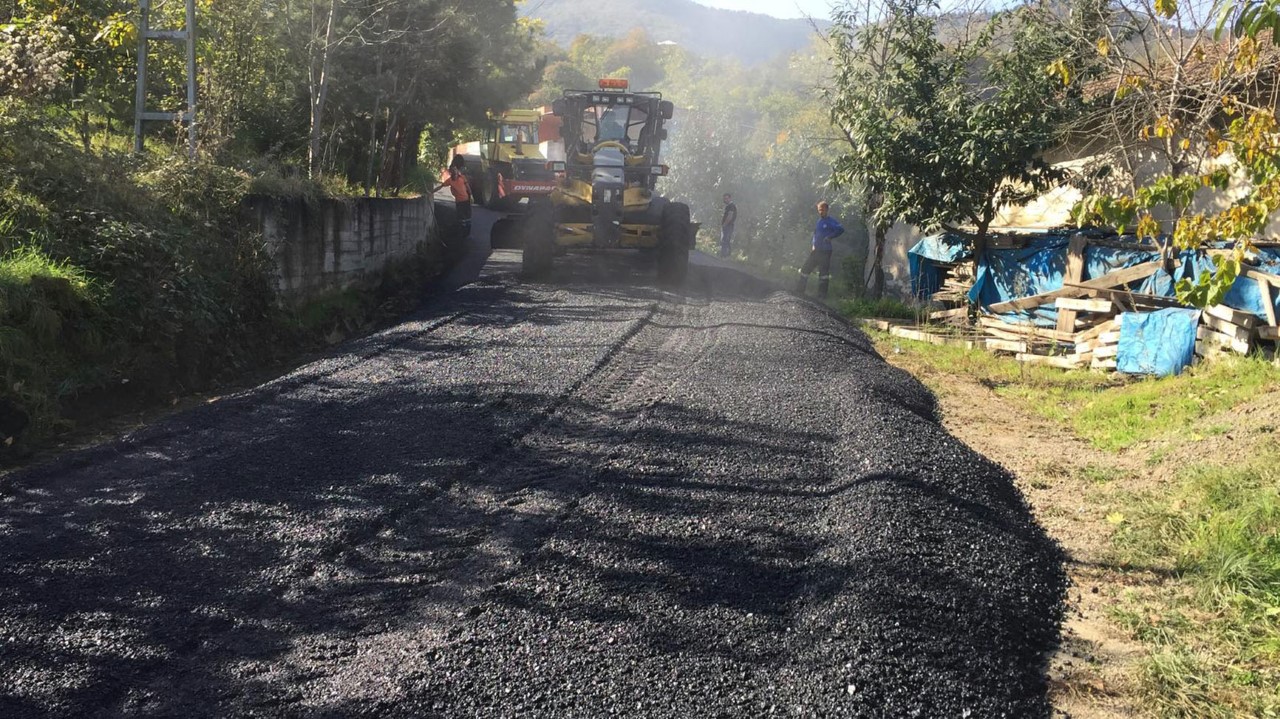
[[598, 78, 629, 90]]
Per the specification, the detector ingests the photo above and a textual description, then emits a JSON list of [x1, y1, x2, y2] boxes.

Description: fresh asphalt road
[[0, 206, 1065, 718]]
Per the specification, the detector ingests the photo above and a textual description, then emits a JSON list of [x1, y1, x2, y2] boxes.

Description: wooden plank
[[1259, 326, 1280, 341], [1197, 325, 1252, 354], [1056, 297, 1114, 313], [987, 260, 1166, 314], [1201, 313, 1254, 343], [854, 318, 911, 332], [978, 316, 1078, 342], [929, 306, 970, 321], [1244, 268, 1280, 288], [890, 325, 980, 349], [1056, 234, 1090, 333], [1257, 278, 1278, 327], [1204, 304, 1260, 329], [1074, 318, 1119, 343], [1195, 341, 1233, 360], [1090, 357, 1118, 370], [982, 325, 1029, 342], [1094, 344, 1119, 359], [986, 338, 1028, 353], [1063, 285, 1184, 309], [1098, 330, 1122, 344], [1016, 352, 1088, 369]]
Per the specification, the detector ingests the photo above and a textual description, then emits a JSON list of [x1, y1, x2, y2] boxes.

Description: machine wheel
[[490, 217, 518, 249], [657, 201, 691, 285], [521, 202, 555, 279]]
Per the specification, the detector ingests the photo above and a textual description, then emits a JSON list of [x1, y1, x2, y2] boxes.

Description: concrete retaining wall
[[244, 195, 440, 302]]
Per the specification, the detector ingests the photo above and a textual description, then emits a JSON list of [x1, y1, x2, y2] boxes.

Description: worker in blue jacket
[[796, 201, 844, 299]]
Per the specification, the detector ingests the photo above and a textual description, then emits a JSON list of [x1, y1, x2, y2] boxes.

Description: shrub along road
[[0, 215, 1065, 718]]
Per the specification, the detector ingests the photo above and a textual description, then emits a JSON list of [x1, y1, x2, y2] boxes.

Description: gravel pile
[[0, 251, 1064, 718]]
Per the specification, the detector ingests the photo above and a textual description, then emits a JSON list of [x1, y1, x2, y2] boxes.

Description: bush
[[839, 295, 919, 320], [244, 160, 362, 200], [0, 111, 456, 450], [0, 117, 285, 444], [0, 246, 107, 434]]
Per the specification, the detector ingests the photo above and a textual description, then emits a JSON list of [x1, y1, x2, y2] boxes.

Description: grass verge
[[838, 296, 920, 320], [869, 330, 1280, 451], [1109, 450, 1280, 717]]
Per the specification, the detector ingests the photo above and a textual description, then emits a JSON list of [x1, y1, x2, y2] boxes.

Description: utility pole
[[133, 0, 198, 158]]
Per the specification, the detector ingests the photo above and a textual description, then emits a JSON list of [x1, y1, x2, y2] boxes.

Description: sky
[[694, 0, 835, 20]]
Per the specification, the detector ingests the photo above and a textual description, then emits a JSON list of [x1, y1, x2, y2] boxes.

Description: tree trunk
[[364, 101, 382, 197], [363, 17, 387, 197], [972, 218, 991, 280], [376, 110, 401, 197], [868, 219, 888, 300], [308, 0, 337, 179], [80, 108, 91, 153]]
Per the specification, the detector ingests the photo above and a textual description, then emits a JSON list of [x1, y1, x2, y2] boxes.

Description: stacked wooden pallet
[[1074, 323, 1121, 370], [974, 241, 1166, 369], [888, 234, 1280, 372], [978, 314, 1116, 370], [1197, 304, 1262, 360], [930, 262, 975, 304], [929, 262, 976, 325]]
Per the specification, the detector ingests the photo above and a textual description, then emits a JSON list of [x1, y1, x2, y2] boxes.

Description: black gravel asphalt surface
[[0, 210, 1066, 718]]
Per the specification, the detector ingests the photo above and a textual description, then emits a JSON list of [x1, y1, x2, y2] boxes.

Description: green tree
[[297, 0, 541, 183], [829, 0, 1098, 278]]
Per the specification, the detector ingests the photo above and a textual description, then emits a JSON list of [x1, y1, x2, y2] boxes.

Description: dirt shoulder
[[870, 330, 1280, 719]]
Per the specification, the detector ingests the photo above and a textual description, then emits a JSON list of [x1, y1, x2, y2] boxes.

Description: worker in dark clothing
[[795, 201, 844, 299], [720, 193, 737, 258], [433, 155, 473, 238]]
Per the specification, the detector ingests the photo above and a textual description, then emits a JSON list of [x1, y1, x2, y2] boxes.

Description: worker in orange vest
[[434, 155, 472, 237]]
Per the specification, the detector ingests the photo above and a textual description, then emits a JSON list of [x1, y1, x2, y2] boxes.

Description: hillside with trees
[[521, 0, 826, 64]]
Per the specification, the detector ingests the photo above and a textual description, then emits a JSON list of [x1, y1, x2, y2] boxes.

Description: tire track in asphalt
[[247, 289, 673, 715]]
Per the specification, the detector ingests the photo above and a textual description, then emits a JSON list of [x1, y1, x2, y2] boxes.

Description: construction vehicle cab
[[521, 79, 691, 283], [457, 109, 557, 211]]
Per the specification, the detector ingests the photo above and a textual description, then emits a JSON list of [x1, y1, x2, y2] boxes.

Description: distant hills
[[521, 0, 828, 65]]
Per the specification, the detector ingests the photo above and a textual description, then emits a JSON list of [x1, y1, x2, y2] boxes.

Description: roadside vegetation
[[1112, 450, 1280, 717], [869, 328, 1280, 717], [822, 0, 1280, 709], [0, 1, 539, 451]]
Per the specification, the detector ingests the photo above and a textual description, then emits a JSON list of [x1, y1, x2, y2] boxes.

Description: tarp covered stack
[[904, 230, 1280, 375]]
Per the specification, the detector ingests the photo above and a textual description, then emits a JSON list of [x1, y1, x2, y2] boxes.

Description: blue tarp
[[908, 232, 972, 298], [907, 232, 1280, 327], [1116, 309, 1201, 377]]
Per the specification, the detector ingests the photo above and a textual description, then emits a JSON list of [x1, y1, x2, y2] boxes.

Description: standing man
[[433, 155, 473, 238], [796, 201, 844, 299], [720, 193, 737, 258]]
